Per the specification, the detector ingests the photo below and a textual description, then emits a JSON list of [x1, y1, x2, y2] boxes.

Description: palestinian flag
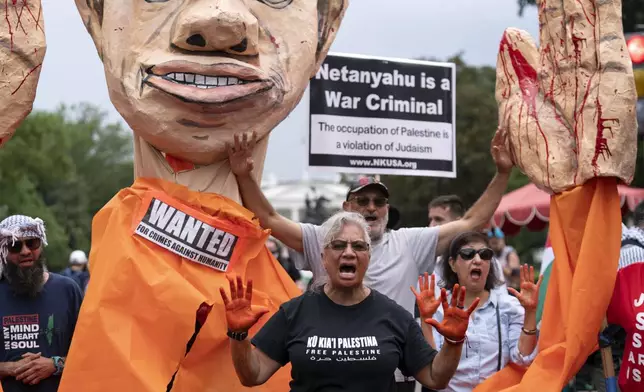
[[536, 234, 553, 326]]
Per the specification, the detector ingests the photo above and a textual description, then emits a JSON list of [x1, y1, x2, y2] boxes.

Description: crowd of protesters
[[0, 129, 641, 391]]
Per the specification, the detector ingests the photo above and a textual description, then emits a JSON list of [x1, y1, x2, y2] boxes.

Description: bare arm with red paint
[[508, 265, 542, 357], [0, 0, 46, 148], [220, 277, 281, 387], [415, 285, 480, 390], [496, 0, 637, 193], [411, 273, 441, 348]]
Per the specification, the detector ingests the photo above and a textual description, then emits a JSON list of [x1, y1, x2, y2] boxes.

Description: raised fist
[[0, 0, 47, 148], [496, 0, 637, 194]]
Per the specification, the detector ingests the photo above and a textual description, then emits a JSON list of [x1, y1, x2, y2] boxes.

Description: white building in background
[[261, 173, 349, 288], [261, 172, 349, 223]]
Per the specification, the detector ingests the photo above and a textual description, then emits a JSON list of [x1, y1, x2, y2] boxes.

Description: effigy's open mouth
[[143, 60, 273, 105]]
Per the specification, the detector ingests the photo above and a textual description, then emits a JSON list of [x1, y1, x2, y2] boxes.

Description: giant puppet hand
[[220, 276, 269, 333], [496, 0, 637, 194], [0, 0, 46, 148], [426, 285, 480, 343]]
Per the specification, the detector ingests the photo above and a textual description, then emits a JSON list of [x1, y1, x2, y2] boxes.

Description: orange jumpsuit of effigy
[[58, 177, 300, 391]]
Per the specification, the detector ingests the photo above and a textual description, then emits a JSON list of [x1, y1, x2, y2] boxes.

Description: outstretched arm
[[415, 286, 479, 389], [221, 277, 282, 386], [229, 133, 304, 252], [436, 128, 512, 256], [230, 340, 281, 387], [0, 0, 47, 148], [412, 273, 441, 349], [507, 265, 541, 359]]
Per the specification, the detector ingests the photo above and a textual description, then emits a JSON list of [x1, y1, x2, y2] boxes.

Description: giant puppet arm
[[0, 0, 46, 148], [496, 0, 637, 194], [474, 1, 637, 391]]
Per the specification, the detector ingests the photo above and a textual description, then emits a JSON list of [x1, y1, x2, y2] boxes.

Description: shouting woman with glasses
[[413, 231, 541, 392], [220, 212, 479, 392]]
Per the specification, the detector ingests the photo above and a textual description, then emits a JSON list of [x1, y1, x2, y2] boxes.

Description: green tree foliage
[[517, 0, 643, 33], [0, 104, 133, 272]]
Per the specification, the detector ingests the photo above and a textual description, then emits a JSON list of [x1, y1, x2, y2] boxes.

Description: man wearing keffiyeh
[[0, 215, 49, 298], [0, 215, 83, 392]]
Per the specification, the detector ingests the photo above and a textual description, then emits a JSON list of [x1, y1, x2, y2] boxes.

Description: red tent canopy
[[492, 183, 644, 236]]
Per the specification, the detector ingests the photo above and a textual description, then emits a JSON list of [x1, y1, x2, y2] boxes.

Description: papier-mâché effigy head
[[74, 0, 348, 165], [0, 0, 46, 149]]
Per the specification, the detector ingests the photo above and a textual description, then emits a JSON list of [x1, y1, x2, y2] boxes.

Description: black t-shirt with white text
[[0, 273, 83, 392], [252, 289, 437, 392]]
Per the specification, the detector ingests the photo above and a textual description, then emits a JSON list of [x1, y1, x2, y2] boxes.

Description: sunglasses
[[7, 238, 42, 254], [458, 247, 494, 261], [350, 196, 388, 208], [328, 240, 370, 252]]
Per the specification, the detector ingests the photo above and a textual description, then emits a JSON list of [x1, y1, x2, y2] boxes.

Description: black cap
[[345, 177, 389, 200]]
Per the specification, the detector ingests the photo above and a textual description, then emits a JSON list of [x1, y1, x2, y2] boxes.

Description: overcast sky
[[33, 0, 539, 182]]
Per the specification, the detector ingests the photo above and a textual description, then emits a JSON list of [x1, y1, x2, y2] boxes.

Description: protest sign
[[309, 53, 456, 177]]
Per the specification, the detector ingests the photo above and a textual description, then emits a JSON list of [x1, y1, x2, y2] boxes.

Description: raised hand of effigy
[[496, 0, 637, 194], [0, 0, 46, 148]]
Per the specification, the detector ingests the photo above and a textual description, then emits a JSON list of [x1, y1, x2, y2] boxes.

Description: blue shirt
[[0, 273, 83, 392], [59, 268, 89, 293], [432, 290, 538, 392]]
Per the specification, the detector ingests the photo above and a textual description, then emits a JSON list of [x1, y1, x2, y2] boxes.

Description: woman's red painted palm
[[219, 276, 269, 332], [508, 264, 543, 311], [411, 273, 441, 319], [426, 285, 480, 342]]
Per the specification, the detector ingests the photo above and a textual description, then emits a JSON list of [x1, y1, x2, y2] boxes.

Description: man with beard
[[228, 130, 514, 391], [0, 216, 83, 392]]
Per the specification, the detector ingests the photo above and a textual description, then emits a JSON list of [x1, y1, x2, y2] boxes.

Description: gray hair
[[320, 211, 371, 249], [309, 211, 370, 291]]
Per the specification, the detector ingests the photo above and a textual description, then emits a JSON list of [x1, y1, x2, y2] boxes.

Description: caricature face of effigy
[[0, 0, 46, 148], [75, 0, 346, 165]]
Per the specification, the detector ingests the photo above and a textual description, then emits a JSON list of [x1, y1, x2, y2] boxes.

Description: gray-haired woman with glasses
[[220, 211, 479, 392]]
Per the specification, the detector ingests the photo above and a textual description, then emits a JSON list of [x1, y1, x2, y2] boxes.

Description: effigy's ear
[[75, 0, 105, 61], [312, 0, 349, 77]]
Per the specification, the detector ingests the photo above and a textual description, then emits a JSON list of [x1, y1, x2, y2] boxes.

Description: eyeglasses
[[7, 238, 42, 254], [327, 240, 370, 252], [458, 247, 493, 261], [349, 196, 388, 208]]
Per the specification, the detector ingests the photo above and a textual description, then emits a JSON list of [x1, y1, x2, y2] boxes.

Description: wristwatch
[[52, 356, 65, 376], [227, 330, 248, 341]]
